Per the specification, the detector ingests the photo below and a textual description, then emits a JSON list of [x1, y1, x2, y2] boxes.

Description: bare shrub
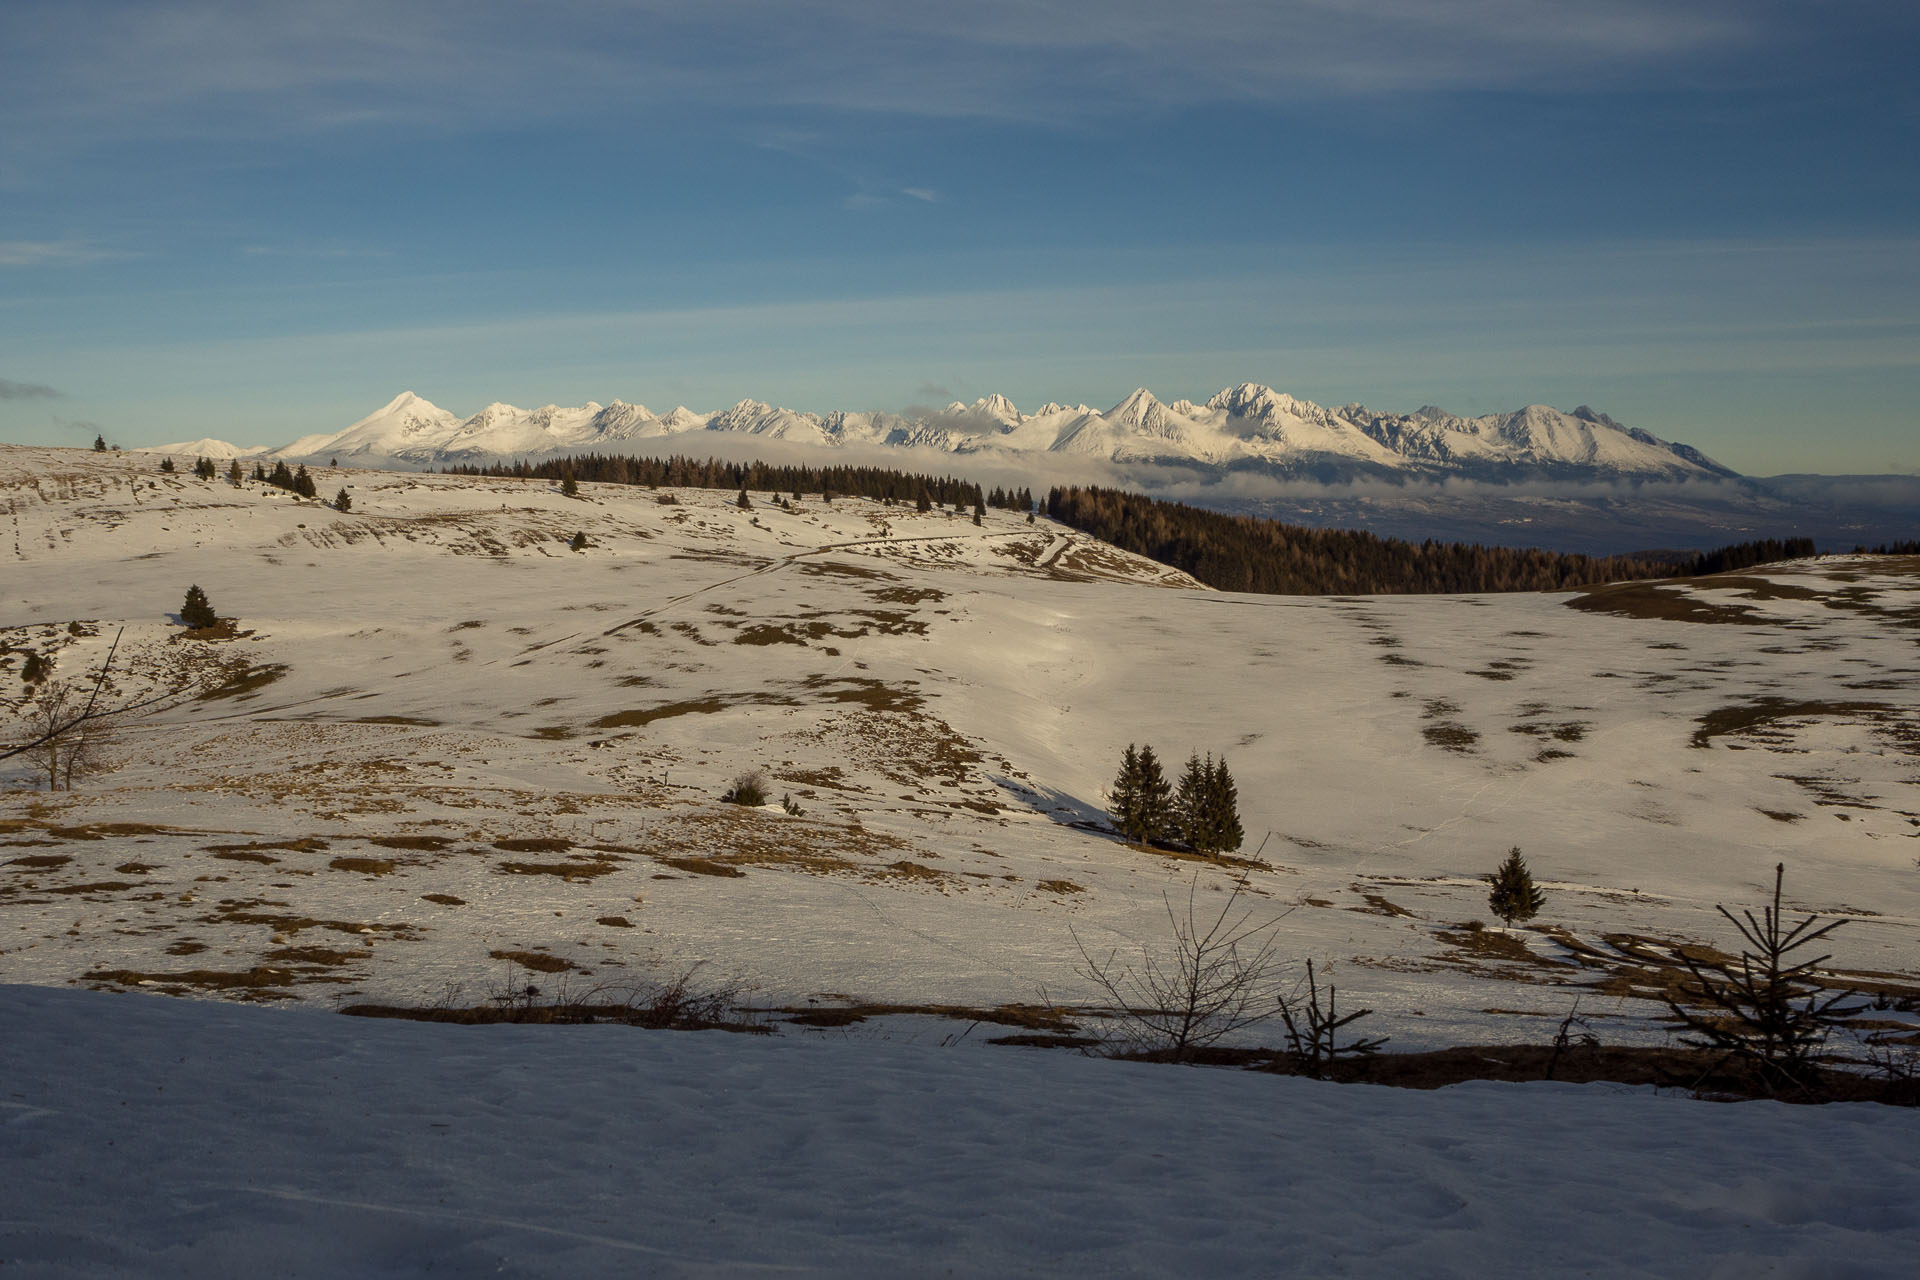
[[721, 771, 769, 806], [19, 681, 114, 791], [1073, 878, 1287, 1060]]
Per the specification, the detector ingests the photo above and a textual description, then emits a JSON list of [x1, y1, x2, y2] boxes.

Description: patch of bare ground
[[421, 893, 465, 906], [488, 950, 579, 973], [1352, 892, 1416, 918], [497, 858, 619, 881], [798, 561, 897, 582], [493, 836, 572, 852], [198, 906, 419, 940], [1691, 698, 1920, 754], [6, 854, 72, 869], [1567, 582, 1769, 624], [368, 834, 454, 850], [329, 856, 396, 876], [1188, 1045, 1916, 1102], [42, 822, 178, 840], [780, 1002, 1077, 1032], [1036, 879, 1085, 895], [202, 838, 329, 855], [196, 662, 290, 701], [82, 962, 355, 997]]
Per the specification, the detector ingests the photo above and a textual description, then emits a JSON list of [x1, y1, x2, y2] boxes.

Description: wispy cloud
[[0, 377, 61, 400], [0, 0, 1844, 158], [0, 240, 129, 267]]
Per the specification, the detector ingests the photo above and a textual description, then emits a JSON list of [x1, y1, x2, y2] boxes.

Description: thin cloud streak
[[0, 378, 61, 400], [0, 0, 1843, 157]]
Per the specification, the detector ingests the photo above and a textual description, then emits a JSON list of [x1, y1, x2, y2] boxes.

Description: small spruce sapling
[[569, 531, 588, 552], [180, 584, 217, 630], [93, 434, 107, 452], [334, 488, 352, 512], [1487, 846, 1545, 926], [159, 457, 175, 473]]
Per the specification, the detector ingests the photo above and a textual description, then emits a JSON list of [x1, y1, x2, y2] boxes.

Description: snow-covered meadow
[[4, 443, 1919, 1273]]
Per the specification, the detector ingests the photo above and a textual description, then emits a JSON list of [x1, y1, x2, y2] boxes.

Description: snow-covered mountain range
[[147, 386, 1741, 482]]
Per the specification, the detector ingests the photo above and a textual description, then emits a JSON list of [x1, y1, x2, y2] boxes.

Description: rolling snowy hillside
[[8, 442, 1920, 1276], [5, 443, 1917, 1048], [143, 385, 1737, 482]]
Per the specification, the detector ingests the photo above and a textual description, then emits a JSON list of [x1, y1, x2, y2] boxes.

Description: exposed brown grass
[[488, 950, 579, 973]]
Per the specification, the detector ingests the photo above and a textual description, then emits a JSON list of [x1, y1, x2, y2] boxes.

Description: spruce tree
[[180, 584, 217, 630], [1137, 745, 1173, 845], [227, 458, 242, 485], [293, 465, 317, 498], [569, 531, 588, 551], [1209, 756, 1244, 853], [93, 434, 107, 452], [560, 469, 579, 497], [21, 651, 47, 684], [736, 488, 752, 510], [1111, 744, 1145, 843], [1175, 753, 1209, 851], [1487, 846, 1546, 926], [269, 461, 293, 490], [159, 457, 175, 473], [916, 489, 932, 513], [334, 488, 352, 512]]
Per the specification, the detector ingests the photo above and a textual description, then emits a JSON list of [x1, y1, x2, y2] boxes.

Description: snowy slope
[[4, 443, 1916, 1060], [149, 385, 1738, 481], [6, 981, 1918, 1279]]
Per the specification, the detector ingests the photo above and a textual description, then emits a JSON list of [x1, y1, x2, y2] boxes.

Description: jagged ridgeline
[[1045, 485, 1817, 595], [446, 453, 1033, 511]]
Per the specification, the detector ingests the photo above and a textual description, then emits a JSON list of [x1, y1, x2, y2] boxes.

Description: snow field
[[4, 983, 1919, 1279]]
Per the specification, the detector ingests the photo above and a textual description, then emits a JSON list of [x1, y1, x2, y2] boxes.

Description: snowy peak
[[251, 387, 1738, 481]]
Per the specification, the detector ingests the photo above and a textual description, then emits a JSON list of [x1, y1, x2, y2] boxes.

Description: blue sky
[[2, 0, 1916, 474]]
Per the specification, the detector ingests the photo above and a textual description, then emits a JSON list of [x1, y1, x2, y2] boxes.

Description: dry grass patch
[[1691, 698, 1918, 753], [6, 854, 71, 869], [1036, 879, 1085, 895], [492, 836, 572, 852], [421, 893, 466, 906], [488, 949, 579, 973], [369, 834, 454, 850], [497, 859, 617, 881], [329, 856, 396, 876]]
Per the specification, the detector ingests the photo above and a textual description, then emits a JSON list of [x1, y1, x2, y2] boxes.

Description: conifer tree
[[227, 459, 242, 485], [159, 457, 175, 473], [1175, 753, 1210, 851], [560, 469, 579, 497], [334, 488, 352, 512], [1136, 745, 1173, 845], [269, 461, 293, 490], [736, 488, 752, 510], [1111, 744, 1147, 844], [21, 651, 47, 684], [1209, 756, 1244, 853], [180, 585, 217, 630], [194, 456, 216, 480], [93, 434, 107, 452], [292, 465, 317, 499], [569, 531, 588, 551], [916, 489, 932, 513], [1487, 846, 1546, 926], [253, 462, 267, 483]]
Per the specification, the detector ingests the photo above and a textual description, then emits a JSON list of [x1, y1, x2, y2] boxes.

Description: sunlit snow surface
[[4, 443, 1918, 1051], [5, 983, 1919, 1278]]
